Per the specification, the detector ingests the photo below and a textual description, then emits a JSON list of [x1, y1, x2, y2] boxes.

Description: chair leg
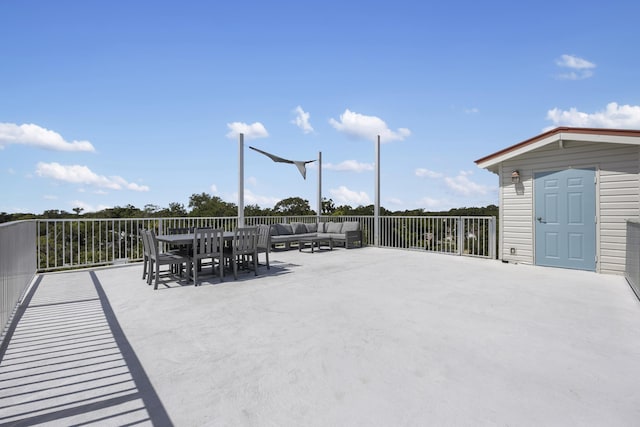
[[147, 260, 154, 286], [265, 251, 270, 270], [194, 259, 199, 286], [154, 264, 160, 290], [142, 256, 148, 280], [253, 253, 258, 276]]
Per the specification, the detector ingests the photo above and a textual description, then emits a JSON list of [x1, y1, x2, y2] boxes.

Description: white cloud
[[292, 106, 314, 134], [225, 122, 269, 140], [329, 109, 411, 142], [465, 108, 479, 114], [415, 168, 443, 179], [0, 123, 95, 151], [443, 171, 490, 196], [324, 160, 374, 172], [386, 197, 403, 205], [8, 168, 15, 174], [246, 176, 258, 186], [416, 197, 449, 210], [546, 102, 640, 128], [555, 54, 596, 80], [242, 189, 280, 207], [43, 194, 58, 200], [35, 162, 150, 192], [210, 184, 218, 193], [329, 185, 371, 205]]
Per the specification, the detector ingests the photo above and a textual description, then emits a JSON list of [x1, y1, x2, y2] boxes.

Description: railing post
[[489, 216, 496, 259], [374, 135, 380, 247], [457, 217, 464, 256]]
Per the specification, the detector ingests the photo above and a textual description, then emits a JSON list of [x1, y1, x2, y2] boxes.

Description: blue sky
[[2, 1, 640, 215]]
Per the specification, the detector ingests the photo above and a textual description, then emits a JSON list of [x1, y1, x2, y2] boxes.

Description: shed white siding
[[498, 141, 640, 274]]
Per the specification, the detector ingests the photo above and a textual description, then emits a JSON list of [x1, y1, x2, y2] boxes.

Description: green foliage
[[166, 202, 188, 217], [0, 191, 499, 224], [245, 204, 270, 216], [332, 204, 391, 216], [273, 197, 314, 216], [188, 193, 237, 217], [321, 197, 336, 215]]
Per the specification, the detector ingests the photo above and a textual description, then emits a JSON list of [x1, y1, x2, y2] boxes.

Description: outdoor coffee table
[[298, 236, 333, 253]]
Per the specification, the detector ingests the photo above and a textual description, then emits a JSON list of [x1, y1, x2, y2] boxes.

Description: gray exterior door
[[534, 168, 596, 271]]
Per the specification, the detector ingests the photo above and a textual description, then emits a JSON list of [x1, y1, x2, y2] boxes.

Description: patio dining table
[[156, 231, 258, 279], [155, 231, 235, 246]]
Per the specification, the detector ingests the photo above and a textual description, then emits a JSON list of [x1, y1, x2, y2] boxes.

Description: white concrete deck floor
[[1, 247, 639, 426]]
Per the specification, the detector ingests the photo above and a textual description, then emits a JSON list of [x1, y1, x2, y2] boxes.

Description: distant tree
[[165, 202, 188, 217], [332, 204, 353, 216], [0, 212, 34, 223], [188, 193, 236, 217], [72, 207, 84, 216], [244, 204, 270, 216], [273, 197, 313, 216], [101, 204, 144, 218], [143, 204, 161, 215], [42, 209, 72, 218], [321, 197, 336, 215]]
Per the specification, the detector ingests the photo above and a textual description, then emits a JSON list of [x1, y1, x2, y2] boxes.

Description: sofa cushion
[[291, 222, 308, 234], [272, 232, 316, 243], [326, 222, 342, 233], [275, 223, 293, 235], [305, 223, 318, 233], [321, 233, 346, 240], [317, 222, 326, 233], [269, 224, 279, 236], [341, 221, 360, 232]]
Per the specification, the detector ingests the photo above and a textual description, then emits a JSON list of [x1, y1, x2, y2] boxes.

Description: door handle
[[537, 217, 546, 223]]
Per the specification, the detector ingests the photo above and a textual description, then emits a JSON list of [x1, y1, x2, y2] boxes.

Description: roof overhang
[[475, 127, 640, 172]]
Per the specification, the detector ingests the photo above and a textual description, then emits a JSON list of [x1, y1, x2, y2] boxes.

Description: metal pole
[[317, 151, 322, 223], [374, 135, 380, 246], [238, 133, 244, 228]]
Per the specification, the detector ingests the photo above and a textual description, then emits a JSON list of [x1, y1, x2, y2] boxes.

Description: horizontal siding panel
[[600, 215, 639, 223], [500, 236, 531, 244], [600, 229, 628, 238], [600, 266, 625, 275], [503, 229, 532, 237], [600, 253, 626, 265], [601, 242, 626, 252], [600, 174, 638, 184], [600, 195, 640, 203], [600, 187, 639, 196], [600, 253, 626, 263]]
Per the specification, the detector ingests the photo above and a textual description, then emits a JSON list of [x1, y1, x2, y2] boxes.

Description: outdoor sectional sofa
[[269, 221, 363, 249]]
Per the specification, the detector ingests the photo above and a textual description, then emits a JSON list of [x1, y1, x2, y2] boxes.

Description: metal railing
[[378, 216, 496, 258], [1, 221, 37, 342], [625, 220, 640, 300], [33, 215, 496, 272]]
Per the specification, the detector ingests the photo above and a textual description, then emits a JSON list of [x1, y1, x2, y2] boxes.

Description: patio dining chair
[[223, 227, 258, 280], [146, 229, 190, 290], [189, 227, 224, 286], [256, 224, 271, 270], [140, 228, 151, 282], [167, 227, 190, 274]]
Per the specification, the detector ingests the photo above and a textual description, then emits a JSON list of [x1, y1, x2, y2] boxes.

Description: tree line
[[1, 192, 498, 223]]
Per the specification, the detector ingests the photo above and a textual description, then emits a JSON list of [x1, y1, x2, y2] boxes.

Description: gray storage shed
[[476, 127, 640, 274]]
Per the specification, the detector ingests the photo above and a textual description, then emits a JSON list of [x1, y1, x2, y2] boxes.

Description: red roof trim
[[475, 127, 640, 165]]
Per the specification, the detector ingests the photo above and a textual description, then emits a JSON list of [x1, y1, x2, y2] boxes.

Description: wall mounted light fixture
[[511, 170, 520, 184]]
